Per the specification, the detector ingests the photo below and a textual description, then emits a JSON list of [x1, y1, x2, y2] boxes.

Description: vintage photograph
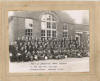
[[8, 10, 89, 72]]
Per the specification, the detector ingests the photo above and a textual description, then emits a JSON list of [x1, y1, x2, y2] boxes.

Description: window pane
[[47, 22, 51, 28], [41, 30, 45, 36], [50, 15, 56, 21], [63, 24, 68, 30], [30, 29, 32, 32], [25, 29, 28, 35], [25, 29, 27, 33], [52, 23, 56, 29], [47, 15, 51, 21], [30, 33, 32, 36], [52, 31, 56, 37], [41, 14, 51, 21], [25, 32, 27, 35], [28, 33, 30, 36], [25, 29, 32, 36], [41, 22, 46, 30], [52, 17, 55, 21], [29, 24, 33, 27], [28, 29, 30, 32], [47, 30, 51, 37]]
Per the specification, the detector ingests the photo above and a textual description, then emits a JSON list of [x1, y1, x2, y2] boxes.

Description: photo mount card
[[0, 1, 100, 81]]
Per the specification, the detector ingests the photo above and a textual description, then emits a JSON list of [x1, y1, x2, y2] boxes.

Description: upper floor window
[[52, 23, 56, 29], [41, 14, 56, 30], [41, 13, 57, 39], [25, 19, 33, 36], [47, 22, 51, 28], [41, 14, 56, 22], [25, 19, 33, 29]]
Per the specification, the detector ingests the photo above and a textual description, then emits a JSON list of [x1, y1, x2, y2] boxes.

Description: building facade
[[9, 11, 89, 47]]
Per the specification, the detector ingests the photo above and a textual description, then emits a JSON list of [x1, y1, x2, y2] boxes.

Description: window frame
[[25, 29, 32, 36]]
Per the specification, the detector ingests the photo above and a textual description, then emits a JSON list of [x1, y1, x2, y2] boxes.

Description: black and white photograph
[[8, 10, 89, 72]]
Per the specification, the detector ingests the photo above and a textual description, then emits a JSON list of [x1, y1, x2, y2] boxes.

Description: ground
[[9, 57, 89, 72]]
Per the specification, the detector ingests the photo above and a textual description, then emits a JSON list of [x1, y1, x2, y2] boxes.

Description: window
[[29, 23, 33, 27], [47, 30, 51, 37], [63, 32, 67, 38], [52, 16, 56, 21], [47, 15, 51, 21], [63, 23, 68, 30], [41, 13, 57, 39], [25, 19, 33, 36], [52, 23, 56, 29], [47, 22, 51, 28], [25, 29, 32, 36], [52, 31, 56, 38], [41, 14, 51, 21], [25, 19, 33, 29], [41, 30, 45, 36], [41, 14, 56, 29]]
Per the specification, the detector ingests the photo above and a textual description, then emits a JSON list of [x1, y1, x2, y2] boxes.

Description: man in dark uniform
[[9, 42, 16, 62]]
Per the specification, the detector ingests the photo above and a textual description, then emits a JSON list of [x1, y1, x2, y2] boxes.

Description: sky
[[63, 10, 89, 24]]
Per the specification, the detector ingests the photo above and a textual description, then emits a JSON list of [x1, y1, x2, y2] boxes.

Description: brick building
[[9, 11, 89, 47]]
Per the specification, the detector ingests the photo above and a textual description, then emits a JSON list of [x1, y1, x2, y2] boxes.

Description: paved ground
[[9, 57, 89, 72]]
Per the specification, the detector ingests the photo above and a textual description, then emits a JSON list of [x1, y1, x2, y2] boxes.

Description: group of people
[[9, 36, 89, 62]]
